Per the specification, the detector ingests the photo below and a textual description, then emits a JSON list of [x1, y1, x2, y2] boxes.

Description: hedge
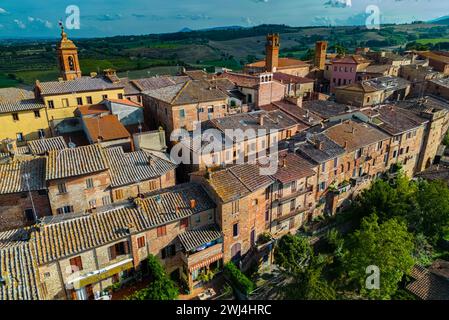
[[224, 262, 255, 295]]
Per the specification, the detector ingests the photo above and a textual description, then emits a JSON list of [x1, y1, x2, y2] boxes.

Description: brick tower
[[315, 41, 328, 70], [266, 33, 280, 72], [57, 22, 82, 81]]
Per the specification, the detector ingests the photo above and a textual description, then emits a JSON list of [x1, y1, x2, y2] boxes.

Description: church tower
[[315, 41, 328, 70], [57, 22, 81, 81], [266, 33, 280, 72]]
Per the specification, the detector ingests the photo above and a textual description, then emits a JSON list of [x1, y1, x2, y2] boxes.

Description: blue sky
[[0, 0, 448, 38]]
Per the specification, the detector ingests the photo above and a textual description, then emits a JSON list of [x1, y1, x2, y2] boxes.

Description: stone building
[[415, 51, 449, 75], [427, 78, 449, 100], [0, 157, 50, 231]]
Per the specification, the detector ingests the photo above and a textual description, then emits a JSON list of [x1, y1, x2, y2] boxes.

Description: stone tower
[[57, 22, 81, 81], [315, 41, 328, 70], [266, 33, 280, 72]]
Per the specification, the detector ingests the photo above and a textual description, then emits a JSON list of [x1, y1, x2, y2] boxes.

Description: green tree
[[274, 234, 313, 273], [127, 255, 178, 300], [342, 214, 415, 300]]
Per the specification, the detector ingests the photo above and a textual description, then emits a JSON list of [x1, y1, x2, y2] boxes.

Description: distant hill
[[429, 15, 449, 24]]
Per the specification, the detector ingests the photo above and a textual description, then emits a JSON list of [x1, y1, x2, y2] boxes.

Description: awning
[[189, 253, 223, 272], [67, 258, 133, 290]]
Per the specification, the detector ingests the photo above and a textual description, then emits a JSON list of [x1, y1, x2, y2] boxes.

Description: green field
[[0, 73, 21, 88], [416, 38, 449, 45]]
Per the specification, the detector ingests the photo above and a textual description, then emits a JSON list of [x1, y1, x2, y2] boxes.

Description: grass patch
[[14, 68, 60, 85], [0, 73, 21, 88], [416, 38, 449, 45]]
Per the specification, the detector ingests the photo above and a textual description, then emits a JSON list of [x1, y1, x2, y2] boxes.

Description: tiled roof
[[27, 137, 68, 155], [325, 120, 390, 152], [46, 144, 108, 180], [136, 183, 216, 227], [302, 100, 357, 120], [0, 242, 41, 300], [362, 76, 410, 91], [0, 88, 44, 114], [76, 104, 109, 116], [296, 132, 346, 164], [406, 263, 449, 300], [273, 73, 314, 84], [183, 70, 209, 80], [370, 104, 424, 136], [269, 101, 323, 127], [117, 77, 141, 95], [178, 224, 222, 251], [37, 76, 124, 95], [144, 80, 228, 105], [336, 82, 379, 93], [417, 51, 449, 64], [104, 147, 177, 188], [218, 72, 259, 89], [83, 114, 131, 142], [273, 152, 316, 184], [0, 158, 46, 195], [332, 54, 369, 65], [107, 98, 142, 107], [208, 163, 274, 203], [131, 76, 189, 92]]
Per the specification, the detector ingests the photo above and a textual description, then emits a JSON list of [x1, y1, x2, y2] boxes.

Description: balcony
[[66, 256, 133, 290], [181, 242, 223, 271], [271, 186, 313, 206]]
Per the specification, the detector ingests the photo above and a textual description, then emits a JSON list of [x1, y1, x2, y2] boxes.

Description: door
[[85, 284, 94, 300]]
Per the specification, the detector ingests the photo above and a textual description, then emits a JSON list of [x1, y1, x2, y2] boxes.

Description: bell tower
[[315, 41, 328, 70], [266, 33, 280, 72], [57, 22, 81, 81]]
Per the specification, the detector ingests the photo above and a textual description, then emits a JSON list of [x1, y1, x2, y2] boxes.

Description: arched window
[[68, 56, 75, 71]]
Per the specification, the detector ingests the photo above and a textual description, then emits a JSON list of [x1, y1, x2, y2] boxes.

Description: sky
[[0, 0, 448, 38]]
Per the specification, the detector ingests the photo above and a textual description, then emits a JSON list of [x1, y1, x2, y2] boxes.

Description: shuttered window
[[69, 256, 83, 272]]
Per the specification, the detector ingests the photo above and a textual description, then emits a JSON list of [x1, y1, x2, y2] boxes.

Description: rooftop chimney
[[317, 141, 324, 150], [190, 199, 197, 209], [259, 115, 265, 126]]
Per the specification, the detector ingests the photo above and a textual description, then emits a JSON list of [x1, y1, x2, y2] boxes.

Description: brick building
[[0, 158, 50, 231]]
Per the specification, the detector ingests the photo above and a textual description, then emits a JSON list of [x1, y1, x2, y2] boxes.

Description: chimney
[[259, 115, 265, 126], [317, 141, 324, 150], [90, 72, 98, 78], [282, 158, 287, 168], [343, 141, 348, 149], [190, 199, 197, 209], [175, 206, 180, 214]]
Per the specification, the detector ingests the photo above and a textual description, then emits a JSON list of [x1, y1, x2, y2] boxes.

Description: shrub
[[224, 262, 255, 295]]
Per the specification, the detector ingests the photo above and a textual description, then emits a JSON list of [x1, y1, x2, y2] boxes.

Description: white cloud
[[324, 0, 352, 8], [0, 8, 7, 14], [14, 19, 26, 29], [27, 16, 53, 28]]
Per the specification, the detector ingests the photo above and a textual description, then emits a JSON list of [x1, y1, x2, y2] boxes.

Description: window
[[161, 244, 176, 259], [321, 162, 326, 172], [179, 109, 185, 118], [208, 106, 214, 113], [231, 243, 242, 262], [69, 256, 83, 272], [406, 146, 410, 154], [118, 93, 124, 99], [233, 223, 239, 237], [291, 181, 297, 192], [208, 212, 213, 221], [86, 178, 94, 189], [58, 182, 67, 194], [377, 141, 383, 151], [57, 205, 73, 214], [157, 225, 167, 237], [109, 241, 129, 260], [137, 236, 145, 249], [34, 110, 41, 118], [16, 133, 24, 142], [355, 148, 363, 159], [231, 200, 239, 214], [198, 107, 204, 113], [137, 96, 142, 103], [180, 218, 188, 228], [12, 113, 19, 121], [290, 199, 296, 212], [76, 97, 83, 106], [24, 209, 35, 222], [115, 189, 124, 200], [62, 98, 69, 107], [86, 96, 93, 104], [88, 199, 97, 209], [102, 94, 108, 100], [333, 158, 338, 168], [149, 181, 157, 191], [195, 215, 201, 223], [48, 100, 55, 109], [393, 150, 398, 158], [102, 196, 111, 206], [38, 129, 46, 139]]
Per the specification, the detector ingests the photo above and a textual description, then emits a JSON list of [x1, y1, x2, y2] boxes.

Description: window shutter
[[124, 241, 130, 254], [110, 245, 117, 260]]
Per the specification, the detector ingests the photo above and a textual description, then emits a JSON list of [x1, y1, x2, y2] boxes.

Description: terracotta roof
[[208, 163, 274, 203], [332, 54, 370, 65], [325, 120, 390, 152], [46, 144, 108, 180], [178, 224, 222, 251], [417, 51, 449, 65], [37, 76, 124, 95], [273, 153, 316, 184], [0, 242, 41, 300], [27, 137, 68, 155], [117, 77, 141, 95], [406, 262, 449, 300], [135, 183, 216, 227], [246, 58, 310, 69], [336, 82, 379, 93], [104, 147, 177, 188], [0, 158, 46, 195], [0, 88, 45, 114], [296, 132, 346, 164], [269, 101, 323, 127], [273, 73, 314, 84], [218, 72, 259, 89], [302, 100, 357, 119], [107, 98, 142, 107], [183, 70, 209, 80], [370, 104, 425, 136], [83, 114, 131, 142], [76, 104, 109, 116], [131, 76, 189, 92]]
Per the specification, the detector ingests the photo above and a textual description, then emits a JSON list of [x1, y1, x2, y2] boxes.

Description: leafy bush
[[224, 262, 255, 295], [257, 233, 272, 245]]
